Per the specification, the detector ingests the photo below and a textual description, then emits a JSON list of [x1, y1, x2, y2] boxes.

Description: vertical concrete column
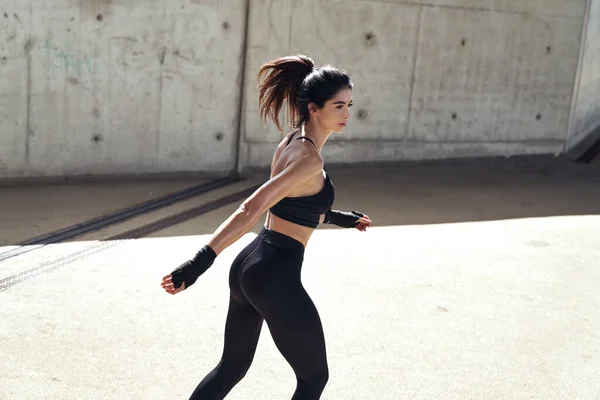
[[567, 0, 600, 154]]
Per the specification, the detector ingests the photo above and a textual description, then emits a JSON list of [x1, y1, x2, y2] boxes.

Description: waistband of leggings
[[258, 227, 305, 255]]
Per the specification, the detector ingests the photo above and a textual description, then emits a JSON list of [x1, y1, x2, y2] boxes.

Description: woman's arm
[[161, 151, 323, 294], [321, 209, 372, 231], [206, 154, 323, 255]]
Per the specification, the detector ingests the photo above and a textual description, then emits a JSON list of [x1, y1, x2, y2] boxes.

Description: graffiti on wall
[[44, 39, 102, 89]]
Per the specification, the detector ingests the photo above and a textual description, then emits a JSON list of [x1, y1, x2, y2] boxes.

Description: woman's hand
[[161, 275, 186, 295], [354, 214, 372, 232], [160, 245, 216, 295], [323, 209, 371, 230]]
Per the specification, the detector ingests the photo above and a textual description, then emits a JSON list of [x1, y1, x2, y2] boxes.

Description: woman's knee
[[316, 365, 329, 388], [298, 364, 329, 394], [216, 357, 252, 385]]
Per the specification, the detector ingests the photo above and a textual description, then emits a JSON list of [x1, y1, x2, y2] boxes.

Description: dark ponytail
[[257, 55, 315, 132], [257, 55, 353, 133]]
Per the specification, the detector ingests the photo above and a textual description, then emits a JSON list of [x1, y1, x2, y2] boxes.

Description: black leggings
[[190, 227, 329, 400]]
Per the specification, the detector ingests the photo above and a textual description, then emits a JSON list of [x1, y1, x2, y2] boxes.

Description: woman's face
[[310, 88, 353, 134]]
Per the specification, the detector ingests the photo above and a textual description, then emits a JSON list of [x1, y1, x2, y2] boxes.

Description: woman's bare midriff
[[264, 212, 316, 247]]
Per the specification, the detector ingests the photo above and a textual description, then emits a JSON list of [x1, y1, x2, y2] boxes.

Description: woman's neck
[[300, 122, 331, 153]]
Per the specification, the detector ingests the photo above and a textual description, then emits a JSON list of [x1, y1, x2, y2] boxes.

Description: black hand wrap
[[323, 210, 365, 228], [170, 245, 217, 289]]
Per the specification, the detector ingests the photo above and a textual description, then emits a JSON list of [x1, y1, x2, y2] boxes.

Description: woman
[[161, 54, 372, 400]]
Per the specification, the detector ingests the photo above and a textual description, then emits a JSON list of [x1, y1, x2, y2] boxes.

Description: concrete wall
[[0, 0, 592, 179], [568, 0, 600, 151], [0, 0, 246, 179], [239, 0, 586, 169]]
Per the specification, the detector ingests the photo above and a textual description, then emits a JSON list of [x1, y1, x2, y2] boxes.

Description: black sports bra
[[269, 133, 335, 228]]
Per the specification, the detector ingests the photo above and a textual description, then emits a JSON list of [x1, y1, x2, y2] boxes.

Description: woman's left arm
[[321, 209, 371, 231]]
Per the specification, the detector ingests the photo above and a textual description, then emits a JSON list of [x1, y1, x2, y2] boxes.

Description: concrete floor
[[1, 160, 599, 400]]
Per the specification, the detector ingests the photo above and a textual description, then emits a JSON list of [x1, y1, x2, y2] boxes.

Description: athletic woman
[[161, 54, 372, 400]]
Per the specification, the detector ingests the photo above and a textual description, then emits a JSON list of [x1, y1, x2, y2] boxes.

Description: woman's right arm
[[161, 150, 322, 293]]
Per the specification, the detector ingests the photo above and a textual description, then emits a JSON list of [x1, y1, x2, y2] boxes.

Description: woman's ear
[[308, 102, 319, 116]]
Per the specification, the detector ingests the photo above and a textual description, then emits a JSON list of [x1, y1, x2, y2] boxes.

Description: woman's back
[[265, 130, 330, 246]]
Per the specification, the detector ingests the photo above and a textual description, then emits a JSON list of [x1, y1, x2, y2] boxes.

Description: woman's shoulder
[[272, 133, 322, 175]]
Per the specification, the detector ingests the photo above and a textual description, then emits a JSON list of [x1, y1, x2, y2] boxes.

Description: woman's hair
[[257, 54, 353, 132]]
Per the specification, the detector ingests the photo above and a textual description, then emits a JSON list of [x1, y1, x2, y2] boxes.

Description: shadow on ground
[[138, 159, 600, 239], [1, 158, 598, 246], [328, 161, 600, 226]]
